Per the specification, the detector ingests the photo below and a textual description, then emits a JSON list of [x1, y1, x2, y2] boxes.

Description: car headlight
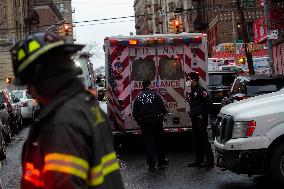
[[232, 121, 256, 138]]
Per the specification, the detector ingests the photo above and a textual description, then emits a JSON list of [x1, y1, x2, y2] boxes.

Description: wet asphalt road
[[0, 101, 273, 189], [1, 128, 267, 189], [0, 127, 29, 189], [116, 134, 271, 189]]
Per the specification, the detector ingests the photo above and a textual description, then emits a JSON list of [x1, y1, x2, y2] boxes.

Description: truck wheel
[[267, 143, 284, 186]]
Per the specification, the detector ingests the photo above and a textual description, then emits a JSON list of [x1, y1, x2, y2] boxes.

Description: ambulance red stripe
[[109, 46, 127, 63], [144, 55, 156, 60], [195, 48, 205, 62], [184, 54, 191, 68], [173, 87, 185, 98], [160, 91, 177, 102]]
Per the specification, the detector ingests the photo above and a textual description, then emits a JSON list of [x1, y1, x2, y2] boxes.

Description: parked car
[[12, 89, 39, 123], [0, 103, 12, 142], [0, 89, 23, 134], [208, 71, 238, 117], [0, 120, 6, 160], [221, 74, 284, 107]]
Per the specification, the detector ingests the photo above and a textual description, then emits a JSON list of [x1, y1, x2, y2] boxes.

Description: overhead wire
[[0, 3, 264, 31]]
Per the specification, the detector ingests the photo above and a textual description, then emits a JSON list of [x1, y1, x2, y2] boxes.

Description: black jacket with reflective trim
[[133, 88, 166, 125], [21, 79, 125, 189], [188, 84, 212, 117]]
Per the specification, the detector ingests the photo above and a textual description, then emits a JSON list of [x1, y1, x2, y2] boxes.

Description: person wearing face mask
[[186, 72, 214, 168]]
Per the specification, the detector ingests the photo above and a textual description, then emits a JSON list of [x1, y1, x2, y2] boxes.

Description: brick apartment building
[[0, 0, 31, 87], [0, 0, 74, 87], [133, 0, 264, 56], [53, 0, 74, 43], [206, 0, 264, 56], [134, 0, 201, 35]]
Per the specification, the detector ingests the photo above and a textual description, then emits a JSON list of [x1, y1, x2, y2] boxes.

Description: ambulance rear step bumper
[[112, 127, 191, 136]]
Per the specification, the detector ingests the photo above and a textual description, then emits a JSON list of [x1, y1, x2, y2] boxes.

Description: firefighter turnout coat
[[21, 79, 124, 189]]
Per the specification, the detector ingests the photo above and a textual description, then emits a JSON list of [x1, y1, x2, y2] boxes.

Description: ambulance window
[[131, 60, 155, 81], [159, 58, 182, 80]]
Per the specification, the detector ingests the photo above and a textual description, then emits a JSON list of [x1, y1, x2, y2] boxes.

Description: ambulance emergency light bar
[[108, 36, 203, 46]]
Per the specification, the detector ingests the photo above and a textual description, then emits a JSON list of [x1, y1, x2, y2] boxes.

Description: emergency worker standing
[[10, 32, 125, 189], [133, 79, 169, 171], [186, 72, 214, 168]]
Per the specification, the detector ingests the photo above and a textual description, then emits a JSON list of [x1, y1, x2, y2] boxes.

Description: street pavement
[[0, 101, 272, 189], [117, 136, 268, 189], [0, 127, 29, 189]]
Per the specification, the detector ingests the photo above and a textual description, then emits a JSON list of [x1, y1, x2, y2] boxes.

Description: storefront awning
[[211, 49, 267, 59]]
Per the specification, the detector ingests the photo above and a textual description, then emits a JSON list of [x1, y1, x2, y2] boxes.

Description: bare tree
[[82, 42, 102, 60]]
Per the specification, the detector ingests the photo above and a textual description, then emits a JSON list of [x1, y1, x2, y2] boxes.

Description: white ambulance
[[104, 33, 208, 135]]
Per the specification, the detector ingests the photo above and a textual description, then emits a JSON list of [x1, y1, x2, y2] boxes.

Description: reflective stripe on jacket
[[21, 79, 124, 189]]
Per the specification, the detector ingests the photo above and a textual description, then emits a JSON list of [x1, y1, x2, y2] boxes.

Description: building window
[[168, 2, 174, 12], [59, 3, 64, 12]]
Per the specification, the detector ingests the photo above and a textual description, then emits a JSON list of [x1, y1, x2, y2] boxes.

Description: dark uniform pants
[[191, 114, 214, 163], [140, 120, 165, 167]]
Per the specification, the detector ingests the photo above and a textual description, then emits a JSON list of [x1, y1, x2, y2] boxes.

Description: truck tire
[[267, 143, 284, 186]]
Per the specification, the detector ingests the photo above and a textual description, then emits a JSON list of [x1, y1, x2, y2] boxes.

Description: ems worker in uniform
[[133, 79, 169, 171], [186, 72, 214, 168], [10, 32, 125, 189]]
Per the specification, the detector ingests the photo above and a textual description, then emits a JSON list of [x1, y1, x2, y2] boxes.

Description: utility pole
[[264, 0, 275, 74], [231, 11, 238, 64], [235, 0, 255, 75]]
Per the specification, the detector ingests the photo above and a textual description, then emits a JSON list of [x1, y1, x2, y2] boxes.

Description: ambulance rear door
[[157, 45, 190, 129], [129, 46, 158, 129]]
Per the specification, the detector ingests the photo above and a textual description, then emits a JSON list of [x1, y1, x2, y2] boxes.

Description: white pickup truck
[[214, 88, 284, 185]]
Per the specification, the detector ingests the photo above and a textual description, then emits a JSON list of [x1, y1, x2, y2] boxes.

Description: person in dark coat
[[186, 72, 214, 168], [133, 79, 169, 171], [10, 32, 125, 189]]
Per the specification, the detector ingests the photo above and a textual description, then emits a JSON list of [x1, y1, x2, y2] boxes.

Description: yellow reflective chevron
[[91, 106, 105, 125], [43, 153, 89, 180], [28, 40, 41, 53], [89, 152, 120, 186], [18, 41, 64, 74], [18, 49, 26, 61]]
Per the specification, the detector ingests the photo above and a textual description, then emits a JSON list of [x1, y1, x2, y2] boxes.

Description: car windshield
[[13, 91, 23, 99], [209, 74, 236, 86], [0, 92, 5, 103], [246, 84, 277, 95]]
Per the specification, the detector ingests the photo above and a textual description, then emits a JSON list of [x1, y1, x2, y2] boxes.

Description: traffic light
[[169, 20, 183, 34], [6, 77, 12, 84], [176, 21, 183, 33], [58, 24, 72, 37], [169, 20, 176, 34], [239, 57, 246, 64], [58, 25, 65, 37], [63, 24, 72, 36]]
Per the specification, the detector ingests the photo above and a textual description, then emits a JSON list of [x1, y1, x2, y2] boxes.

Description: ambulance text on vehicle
[[104, 33, 208, 135]]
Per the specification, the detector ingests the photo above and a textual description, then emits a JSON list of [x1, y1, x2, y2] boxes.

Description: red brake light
[[246, 121, 256, 137]]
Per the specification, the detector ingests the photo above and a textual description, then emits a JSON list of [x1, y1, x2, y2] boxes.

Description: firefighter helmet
[[10, 32, 84, 85]]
